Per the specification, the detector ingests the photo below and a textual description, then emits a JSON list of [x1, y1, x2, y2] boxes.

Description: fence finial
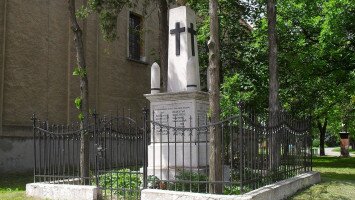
[[31, 114, 37, 123]]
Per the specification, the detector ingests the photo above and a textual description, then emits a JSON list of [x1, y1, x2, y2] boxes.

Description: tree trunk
[[158, 0, 169, 92], [68, 0, 90, 185], [267, 0, 279, 124], [317, 118, 327, 156], [267, 0, 280, 172], [208, 0, 222, 194]]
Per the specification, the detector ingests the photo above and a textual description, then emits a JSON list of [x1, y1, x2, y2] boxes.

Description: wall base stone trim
[[141, 171, 321, 200], [26, 183, 101, 200]]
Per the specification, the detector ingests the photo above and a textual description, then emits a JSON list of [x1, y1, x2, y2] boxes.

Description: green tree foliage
[[190, 0, 355, 148], [189, 1, 255, 76], [275, 0, 355, 143]]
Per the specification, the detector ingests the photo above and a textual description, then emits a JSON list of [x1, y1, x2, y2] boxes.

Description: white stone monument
[[167, 6, 200, 92], [145, 5, 208, 181]]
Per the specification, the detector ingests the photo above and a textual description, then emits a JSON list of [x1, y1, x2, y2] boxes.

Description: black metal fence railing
[[32, 107, 312, 199], [147, 108, 312, 195], [32, 118, 91, 184], [32, 112, 146, 200]]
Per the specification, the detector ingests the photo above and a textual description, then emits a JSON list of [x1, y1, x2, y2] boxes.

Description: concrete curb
[[26, 183, 101, 200], [141, 171, 321, 200]]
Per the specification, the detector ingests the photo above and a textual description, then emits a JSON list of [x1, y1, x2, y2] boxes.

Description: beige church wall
[[3, 0, 50, 130], [0, 0, 6, 136], [46, 0, 71, 124], [0, 0, 159, 137]]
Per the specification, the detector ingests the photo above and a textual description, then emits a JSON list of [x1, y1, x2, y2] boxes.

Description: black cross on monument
[[188, 23, 197, 56], [170, 22, 186, 56]]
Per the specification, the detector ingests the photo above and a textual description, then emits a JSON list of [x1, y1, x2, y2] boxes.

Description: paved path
[[324, 147, 355, 157]]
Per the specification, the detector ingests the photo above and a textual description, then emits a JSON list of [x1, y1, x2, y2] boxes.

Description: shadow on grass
[[0, 173, 33, 192], [289, 179, 355, 200], [313, 157, 355, 169], [321, 172, 355, 181]]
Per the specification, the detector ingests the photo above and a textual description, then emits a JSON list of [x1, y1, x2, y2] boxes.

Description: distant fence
[[32, 107, 312, 199]]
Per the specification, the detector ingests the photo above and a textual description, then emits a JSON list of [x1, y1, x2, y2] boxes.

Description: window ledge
[[127, 57, 149, 65]]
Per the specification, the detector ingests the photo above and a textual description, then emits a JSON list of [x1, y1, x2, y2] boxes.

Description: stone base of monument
[[145, 91, 210, 181], [147, 167, 209, 181], [141, 171, 321, 200], [146, 165, 231, 183], [147, 141, 209, 181], [148, 143, 209, 167]]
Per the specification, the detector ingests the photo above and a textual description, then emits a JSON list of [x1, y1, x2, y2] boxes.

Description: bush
[[173, 171, 208, 193], [224, 185, 241, 195], [147, 175, 160, 189]]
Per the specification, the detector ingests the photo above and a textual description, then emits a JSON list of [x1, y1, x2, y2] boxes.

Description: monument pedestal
[[144, 91, 209, 180]]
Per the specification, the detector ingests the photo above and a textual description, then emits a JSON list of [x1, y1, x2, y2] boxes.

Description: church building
[[0, 0, 160, 172]]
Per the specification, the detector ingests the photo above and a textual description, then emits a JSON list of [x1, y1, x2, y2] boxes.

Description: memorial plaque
[[150, 99, 208, 142]]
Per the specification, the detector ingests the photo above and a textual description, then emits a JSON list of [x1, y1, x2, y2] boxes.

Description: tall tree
[[73, 0, 172, 182], [267, 0, 280, 171], [317, 118, 328, 156], [158, 0, 169, 92], [267, 0, 279, 124], [68, 0, 90, 184], [208, 0, 222, 194]]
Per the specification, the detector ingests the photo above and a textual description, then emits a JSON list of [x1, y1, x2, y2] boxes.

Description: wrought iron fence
[[32, 107, 312, 199], [32, 118, 92, 184], [32, 111, 146, 200], [146, 107, 312, 195]]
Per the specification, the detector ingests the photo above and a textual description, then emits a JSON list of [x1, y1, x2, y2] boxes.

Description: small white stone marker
[[151, 62, 160, 94], [186, 58, 197, 91], [167, 6, 200, 92]]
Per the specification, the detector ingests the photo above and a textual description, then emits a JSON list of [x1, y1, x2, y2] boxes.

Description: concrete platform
[[26, 183, 101, 200], [141, 171, 321, 200]]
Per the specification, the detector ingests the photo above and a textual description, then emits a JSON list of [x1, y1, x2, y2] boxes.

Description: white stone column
[[186, 58, 198, 91], [167, 6, 200, 92], [151, 62, 160, 94]]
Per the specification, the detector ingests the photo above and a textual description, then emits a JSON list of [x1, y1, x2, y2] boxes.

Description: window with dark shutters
[[129, 12, 142, 61]]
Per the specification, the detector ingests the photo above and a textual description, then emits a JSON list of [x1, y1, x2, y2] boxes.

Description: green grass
[[0, 173, 39, 200], [332, 147, 355, 154], [289, 156, 355, 200], [1, 158, 355, 200]]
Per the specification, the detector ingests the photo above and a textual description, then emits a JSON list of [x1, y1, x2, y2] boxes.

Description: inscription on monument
[[152, 103, 192, 129], [151, 100, 209, 142]]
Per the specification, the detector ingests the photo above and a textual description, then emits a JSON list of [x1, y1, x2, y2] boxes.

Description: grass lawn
[[0, 173, 39, 200], [289, 156, 355, 200]]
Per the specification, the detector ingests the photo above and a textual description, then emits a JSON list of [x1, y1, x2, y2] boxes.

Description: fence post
[[238, 102, 244, 194], [142, 107, 149, 189], [32, 114, 37, 183], [93, 110, 99, 187], [309, 116, 313, 172]]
